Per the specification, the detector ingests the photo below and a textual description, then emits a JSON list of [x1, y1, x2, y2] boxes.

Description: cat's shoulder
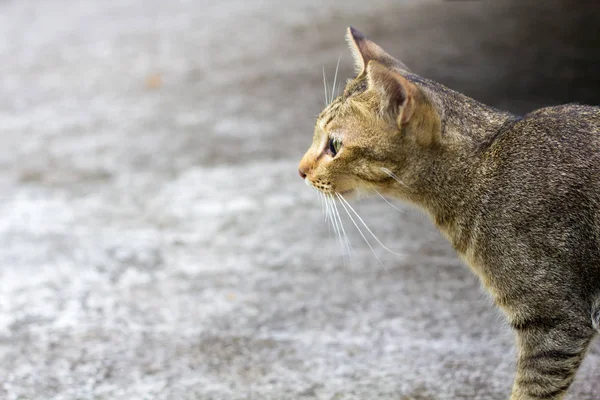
[[521, 103, 600, 123], [484, 104, 600, 152], [507, 104, 600, 137]]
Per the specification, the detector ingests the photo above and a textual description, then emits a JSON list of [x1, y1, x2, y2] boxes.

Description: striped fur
[[299, 28, 600, 399]]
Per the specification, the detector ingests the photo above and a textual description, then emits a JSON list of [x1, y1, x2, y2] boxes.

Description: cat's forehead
[[342, 75, 368, 98], [317, 101, 342, 129], [317, 75, 369, 130]]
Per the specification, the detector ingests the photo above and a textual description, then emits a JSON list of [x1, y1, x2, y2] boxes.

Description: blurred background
[[1, 0, 599, 399]]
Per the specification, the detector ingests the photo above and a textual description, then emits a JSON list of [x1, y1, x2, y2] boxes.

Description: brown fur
[[299, 27, 600, 400]]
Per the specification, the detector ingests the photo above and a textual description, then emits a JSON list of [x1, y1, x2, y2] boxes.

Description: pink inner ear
[[358, 43, 379, 69], [367, 61, 408, 110], [399, 96, 414, 125]]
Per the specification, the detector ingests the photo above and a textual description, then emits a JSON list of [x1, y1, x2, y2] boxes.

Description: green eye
[[328, 137, 342, 156]]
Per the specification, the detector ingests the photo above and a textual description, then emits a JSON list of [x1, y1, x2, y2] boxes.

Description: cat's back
[[484, 103, 600, 174], [519, 103, 600, 138], [471, 104, 600, 277], [476, 103, 600, 253]]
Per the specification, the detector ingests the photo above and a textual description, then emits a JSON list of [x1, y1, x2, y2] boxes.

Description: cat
[[298, 27, 600, 400]]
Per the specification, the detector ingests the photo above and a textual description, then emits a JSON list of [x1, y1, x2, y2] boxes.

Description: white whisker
[[323, 66, 330, 105], [381, 167, 407, 187], [325, 194, 339, 237], [331, 195, 353, 257], [332, 55, 342, 101], [323, 192, 332, 223], [329, 195, 350, 261], [318, 191, 326, 222], [337, 193, 404, 257], [335, 192, 388, 272], [317, 190, 332, 237], [322, 192, 333, 237], [373, 187, 405, 214], [329, 195, 346, 254]]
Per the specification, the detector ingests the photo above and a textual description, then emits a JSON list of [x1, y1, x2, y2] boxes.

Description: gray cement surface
[[0, 1, 598, 399]]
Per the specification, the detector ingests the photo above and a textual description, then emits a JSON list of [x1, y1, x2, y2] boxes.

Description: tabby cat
[[298, 27, 600, 400]]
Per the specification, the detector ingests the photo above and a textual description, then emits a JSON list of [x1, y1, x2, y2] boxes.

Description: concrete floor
[[0, 0, 598, 399]]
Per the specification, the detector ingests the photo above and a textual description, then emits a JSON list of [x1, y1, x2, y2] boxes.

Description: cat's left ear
[[367, 61, 416, 124], [367, 61, 441, 145], [346, 27, 411, 75]]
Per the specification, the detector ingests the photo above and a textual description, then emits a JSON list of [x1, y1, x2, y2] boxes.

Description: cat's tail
[[592, 293, 600, 332]]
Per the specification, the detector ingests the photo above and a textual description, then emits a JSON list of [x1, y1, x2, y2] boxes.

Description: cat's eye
[[328, 137, 342, 156]]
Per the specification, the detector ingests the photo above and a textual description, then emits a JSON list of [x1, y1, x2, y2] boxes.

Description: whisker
[[323, 66, 329, 105], [325, 193, 333, 237], [330, 196, 346, 254], [332, 55, 342, 101], [321, 192, 333, 237], [335, 192, 388, 273], [327, 195, 349, 259], [322, 192, 329, 222], [330, 195, 350, 261], [317, 191, 326, 222], [331, 195, 353, 257], [380, 167, 407, 188], [337, 193, 404, 257], [326, 195, 342, 245], [322, 192, 331, 222], [372, 187, 405, 214]]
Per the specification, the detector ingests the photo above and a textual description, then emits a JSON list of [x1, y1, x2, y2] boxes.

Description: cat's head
[[298, 27, 441, 200]]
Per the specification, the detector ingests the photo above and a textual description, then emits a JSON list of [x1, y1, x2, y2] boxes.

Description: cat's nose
[[298, 157, 311, 179]]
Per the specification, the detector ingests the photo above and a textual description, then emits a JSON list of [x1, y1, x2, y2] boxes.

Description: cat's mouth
[[304, 177, 356, 197]]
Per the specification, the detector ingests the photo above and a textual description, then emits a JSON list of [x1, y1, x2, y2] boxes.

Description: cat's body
[[299, 28, 600, 400], [438, 102, 600, 400]]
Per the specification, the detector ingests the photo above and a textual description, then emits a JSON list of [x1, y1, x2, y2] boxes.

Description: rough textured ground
[[0, 1, 599, 399]]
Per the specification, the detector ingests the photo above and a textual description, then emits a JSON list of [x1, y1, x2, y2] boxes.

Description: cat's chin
[[336, 189, 357, 199]]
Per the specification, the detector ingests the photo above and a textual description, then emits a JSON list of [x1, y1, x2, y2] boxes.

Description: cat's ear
[[366, 61, 416, 124], [367, 61, 440, 145], [346, 27, 410, 75]]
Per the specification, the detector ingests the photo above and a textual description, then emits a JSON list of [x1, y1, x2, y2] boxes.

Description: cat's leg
[[509, 315, 595, 400]]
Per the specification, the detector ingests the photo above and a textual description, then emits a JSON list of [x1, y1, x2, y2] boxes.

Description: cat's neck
[[414, 75, 519, 146], [405, 78, 520, 252]]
